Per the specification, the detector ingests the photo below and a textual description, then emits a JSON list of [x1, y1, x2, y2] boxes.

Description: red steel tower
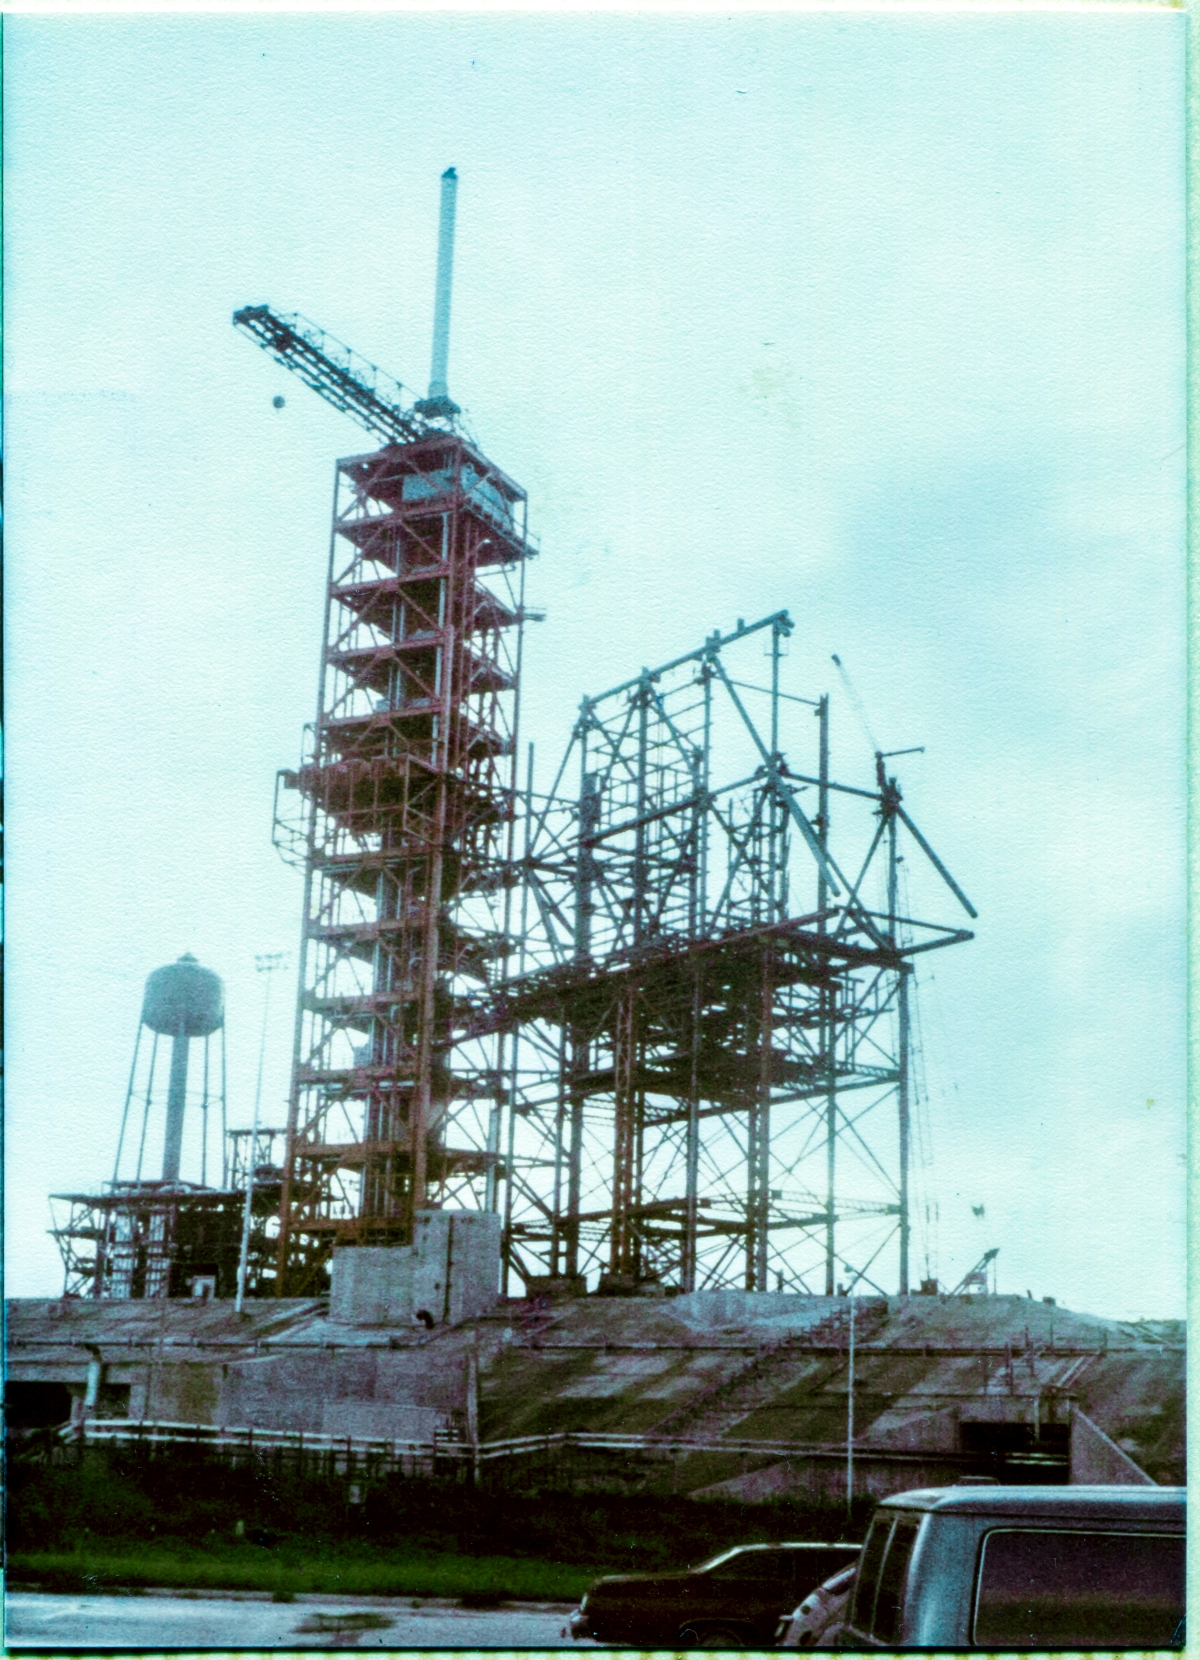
[[235, 172, 531, 1293]]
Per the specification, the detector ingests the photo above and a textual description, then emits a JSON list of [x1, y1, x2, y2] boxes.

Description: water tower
[[139, 954, 224, 1183], [50, 954, 281, 1300]]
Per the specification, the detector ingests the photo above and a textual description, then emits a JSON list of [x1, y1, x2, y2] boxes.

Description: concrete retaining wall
[[689, 1452, 968, 1506], [1070, 1406, 1154, 1484], [321, 1402, 445, 1441], [216, 1345, 468, 1434]]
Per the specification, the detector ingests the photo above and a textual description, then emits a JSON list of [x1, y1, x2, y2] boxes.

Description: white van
[[834, 1484, 1185, 1650]]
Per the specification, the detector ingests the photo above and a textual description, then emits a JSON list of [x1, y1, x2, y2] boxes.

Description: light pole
[[235, 952, 286, 1314], [846, 1267, 867, 1520]]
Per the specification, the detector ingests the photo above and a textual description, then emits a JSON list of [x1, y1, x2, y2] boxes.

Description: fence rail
[[67, 1417, 981, 1471]]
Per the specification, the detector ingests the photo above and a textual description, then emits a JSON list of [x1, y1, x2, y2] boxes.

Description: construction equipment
[[234, 173, 976, 1301], [232, 307, 430, 447], [951, 1247, 1000, 1296]]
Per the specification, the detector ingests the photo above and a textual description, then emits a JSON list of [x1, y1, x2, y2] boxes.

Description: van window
[[848, 1517, 893, 1633], [973, 1528, 1185, 1649], [871, 1518, 920, 1644]]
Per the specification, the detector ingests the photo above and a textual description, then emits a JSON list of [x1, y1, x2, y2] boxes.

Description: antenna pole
[[846, 1285, 856, 1517], [236, 952, 286, 1313], [417, 168, 461, 418]]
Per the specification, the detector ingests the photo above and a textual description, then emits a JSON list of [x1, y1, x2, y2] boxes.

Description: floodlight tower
[[235, 171, 533, 1293]]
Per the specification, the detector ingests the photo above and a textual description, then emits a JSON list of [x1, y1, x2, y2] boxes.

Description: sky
[[4, 12, 1185, 1318]]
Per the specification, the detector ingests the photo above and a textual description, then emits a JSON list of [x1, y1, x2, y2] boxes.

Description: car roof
[[732, 1541, 859, 1552], [877, 1485, 1185, 1522]]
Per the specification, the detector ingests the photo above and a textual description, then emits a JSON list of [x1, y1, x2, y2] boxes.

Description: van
[[835, 1484, 1185, 1650]]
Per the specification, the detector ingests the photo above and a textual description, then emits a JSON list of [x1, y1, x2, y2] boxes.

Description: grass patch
[[7, 1540, 590, 1603]]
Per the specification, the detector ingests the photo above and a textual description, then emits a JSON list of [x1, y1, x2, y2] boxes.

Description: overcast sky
[[4, 12, 1185, 1317]]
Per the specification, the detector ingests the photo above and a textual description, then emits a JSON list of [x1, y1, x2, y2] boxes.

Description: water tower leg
[[162, 1027, 190, 1182]]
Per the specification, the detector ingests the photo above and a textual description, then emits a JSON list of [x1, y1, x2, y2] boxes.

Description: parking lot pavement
[[5, 1591, 592, 1649]]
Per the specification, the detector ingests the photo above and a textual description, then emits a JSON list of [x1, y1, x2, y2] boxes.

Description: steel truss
[[49, 1184, 251, 1300], [490, 612, 976, 1297], [274, 431, 531, 1291]]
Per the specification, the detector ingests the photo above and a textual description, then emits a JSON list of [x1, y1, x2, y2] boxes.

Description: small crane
[[232, 305, 431, 445], [950, 1246, 1000, 1296], [233, 167, 461, 444]]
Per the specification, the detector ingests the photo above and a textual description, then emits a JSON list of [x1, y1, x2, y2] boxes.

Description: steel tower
[[269, 427, 528, 1289], [236, 174, 532, 1293], [490, 614, 975, 1297]]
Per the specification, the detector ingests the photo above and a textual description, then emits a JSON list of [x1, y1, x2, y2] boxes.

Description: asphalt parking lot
[[5, 1590, 592, 1649]]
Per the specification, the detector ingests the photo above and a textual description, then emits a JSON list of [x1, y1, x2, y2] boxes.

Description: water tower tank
[[142, 954, 224, 1038]]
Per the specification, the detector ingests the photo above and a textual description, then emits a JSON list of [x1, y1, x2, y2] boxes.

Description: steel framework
[[49, 984, 240, 1298], [50, 1184, 251, 1300], [233, 308, 427, 446], [271, 430, 531, 1291], [489, 613, 976, 1297]]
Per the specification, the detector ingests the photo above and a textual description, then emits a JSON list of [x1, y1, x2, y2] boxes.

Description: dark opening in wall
[[959, 1419, 1070, 1484], [5, 1381, 73, 1432], [95, 1382, 132, 1420]]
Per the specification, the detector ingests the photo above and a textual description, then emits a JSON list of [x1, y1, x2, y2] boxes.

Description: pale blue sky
[[4, 13, 1186, 1315]]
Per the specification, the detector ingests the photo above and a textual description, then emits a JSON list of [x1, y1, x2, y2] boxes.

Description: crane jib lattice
[[233, 306, 432, 447]]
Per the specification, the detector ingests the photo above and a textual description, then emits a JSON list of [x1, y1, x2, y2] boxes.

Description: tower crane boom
[[232, 305, 433, 446]]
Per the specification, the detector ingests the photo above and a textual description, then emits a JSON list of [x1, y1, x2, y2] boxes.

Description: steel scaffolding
[[489, 613, 976, 1297], [272, 431, 530, 1292], [49, 1184, 250, 1300]]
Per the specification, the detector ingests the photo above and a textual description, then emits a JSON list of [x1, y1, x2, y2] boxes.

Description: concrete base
[[216, 1343, 468, 1435], [329, 1210, 501, 1328], [673, 1290, 834, 1326]]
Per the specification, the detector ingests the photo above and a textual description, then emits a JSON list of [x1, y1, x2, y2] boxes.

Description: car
[[833, 1484, 1185, 1650], [567, 1541, 860, 1648], [776, 1563, 858, 1647]]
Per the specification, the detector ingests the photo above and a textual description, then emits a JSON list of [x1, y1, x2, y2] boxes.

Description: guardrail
[[68, 1418, 980, 1471]]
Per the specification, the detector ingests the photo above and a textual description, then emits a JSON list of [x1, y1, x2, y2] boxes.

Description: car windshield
[[695, 1547, 755, 1574], [693, 1540, 780, 1567]]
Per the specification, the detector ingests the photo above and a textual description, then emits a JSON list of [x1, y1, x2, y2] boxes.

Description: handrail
[[70, 1418, 992, 1467]]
